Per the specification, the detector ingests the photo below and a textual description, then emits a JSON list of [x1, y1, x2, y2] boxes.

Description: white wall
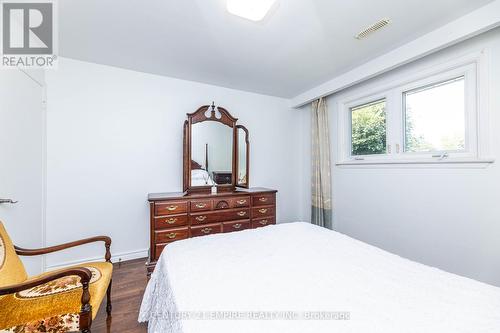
[[45, 58, 302, 269], [300, 27, 500, 287]]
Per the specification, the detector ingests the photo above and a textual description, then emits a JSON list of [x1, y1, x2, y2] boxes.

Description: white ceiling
[[59, 0, 494, 98]]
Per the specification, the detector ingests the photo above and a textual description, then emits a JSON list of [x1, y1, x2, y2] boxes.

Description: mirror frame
[[183, 104, 249, 193], [235, 125, 249, 188]]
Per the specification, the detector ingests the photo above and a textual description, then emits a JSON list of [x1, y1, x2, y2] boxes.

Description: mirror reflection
[[237, 127, 248, 187], [191, 121, 233, 186]]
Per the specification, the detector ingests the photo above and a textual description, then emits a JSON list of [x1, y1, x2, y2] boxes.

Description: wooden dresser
[[147, 187, 277, 275]]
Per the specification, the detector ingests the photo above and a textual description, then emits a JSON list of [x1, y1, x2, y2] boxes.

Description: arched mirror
[[183, 103, 250, 193]]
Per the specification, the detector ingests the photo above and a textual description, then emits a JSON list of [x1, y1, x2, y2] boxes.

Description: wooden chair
[[0, 222, 113, 332]]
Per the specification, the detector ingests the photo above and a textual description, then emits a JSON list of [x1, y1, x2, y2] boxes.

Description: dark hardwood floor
[[93, 258, 149, 333]]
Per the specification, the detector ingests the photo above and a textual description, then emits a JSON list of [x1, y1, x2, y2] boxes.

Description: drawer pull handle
[[259, 220, 268, 225], [233, 223, 242, 229], [196, 216, 207, 222], [166, 205, 178, 211], [236, 199, 247, 205], [167, 232, 177, 239], [259, 197, 268, 202], [258, 208, 268, 214], [201, 227, 212, 234], [237, 211, 247, 217], [166, 218, 177, 224], [195, 203, 207, 208]]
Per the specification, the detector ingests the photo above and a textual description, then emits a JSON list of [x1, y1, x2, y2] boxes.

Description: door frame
[[17, 68, 48, 272]]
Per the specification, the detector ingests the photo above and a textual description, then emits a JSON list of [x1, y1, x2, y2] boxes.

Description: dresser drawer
[[155, 201, 188, 216], [155, 227, 189, 243], [154, 215, 188, 229], [223, 220, 250, 233], [226, 208, 250, 220], [213, 198, 232, 210], [232, 197, 250, 208], [252, 194, 275, 207], [190, 199, 213, 212], [190, 223, 222, 237], [190, 208, 250, 225], [252, 217, 275, 228], [190, 212, 217, 224], [252, 206, 275, 218], [155, 243, 168, 260], [212, 197, 251, 210]]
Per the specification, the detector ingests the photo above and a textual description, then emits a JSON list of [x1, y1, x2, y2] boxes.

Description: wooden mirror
[[183, 103, 249, 193]]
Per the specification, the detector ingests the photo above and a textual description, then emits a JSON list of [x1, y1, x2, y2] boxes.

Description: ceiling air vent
[[355, 19, 391, 40]]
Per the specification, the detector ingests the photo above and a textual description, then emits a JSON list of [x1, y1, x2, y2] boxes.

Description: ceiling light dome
[[227, 0, 277, 21]]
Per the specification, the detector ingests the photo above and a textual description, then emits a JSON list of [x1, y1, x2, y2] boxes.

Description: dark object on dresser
[[212, 171, 232, 184], [146, 188, 277, 276]]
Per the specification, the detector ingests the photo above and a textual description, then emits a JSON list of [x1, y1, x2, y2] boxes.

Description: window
[[404, 77, 465, 153], [337, 53, 491, 166], [351, 99, 386, 156]]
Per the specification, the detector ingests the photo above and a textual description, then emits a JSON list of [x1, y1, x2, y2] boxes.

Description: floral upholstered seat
[[0, 222, 113, 332]]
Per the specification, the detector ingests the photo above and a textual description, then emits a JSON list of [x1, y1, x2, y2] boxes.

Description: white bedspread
[[139, 222, 500, 333]]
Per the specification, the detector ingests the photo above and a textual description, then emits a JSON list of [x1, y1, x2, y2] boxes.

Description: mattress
[[139, 222, 500, 333]]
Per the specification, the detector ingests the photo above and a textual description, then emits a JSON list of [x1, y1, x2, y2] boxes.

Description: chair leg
[[80, 279, 93, 333], [79, 307, 92, 333], [106, 314, 112, 333], [106, 279, 112, 315]]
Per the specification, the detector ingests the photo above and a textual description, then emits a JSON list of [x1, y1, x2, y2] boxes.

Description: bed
[[190, 160, 216, 186], [139, 222, 500, 333]]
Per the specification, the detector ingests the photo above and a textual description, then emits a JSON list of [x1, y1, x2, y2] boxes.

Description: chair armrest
[[0, 268, 95, 331], [15, 236, 112, 262], [0, 267, 92, 296]]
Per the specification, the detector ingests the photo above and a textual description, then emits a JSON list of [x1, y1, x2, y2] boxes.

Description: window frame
[[396, 66, 476, 161], [340, 92, 393, 163], [349, 97, 388, 158], [402, 76, 467, 155], [336, 50, 493, 167]]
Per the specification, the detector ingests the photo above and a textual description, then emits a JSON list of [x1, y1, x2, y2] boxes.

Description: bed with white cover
[[190, 169, 216, 186], [139, 222, 500, 333]]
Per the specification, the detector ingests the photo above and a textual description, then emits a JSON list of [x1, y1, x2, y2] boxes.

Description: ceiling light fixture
[[227, 0, 277, 22]]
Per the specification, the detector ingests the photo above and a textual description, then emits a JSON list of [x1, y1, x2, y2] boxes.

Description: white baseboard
[[44, 248, 149, 271]]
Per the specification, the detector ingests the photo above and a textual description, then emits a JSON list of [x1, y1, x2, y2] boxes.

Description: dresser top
[[148, 187, 277, 201]]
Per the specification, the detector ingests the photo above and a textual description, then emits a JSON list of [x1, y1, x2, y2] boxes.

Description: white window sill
[[336, 158, 495, 168]]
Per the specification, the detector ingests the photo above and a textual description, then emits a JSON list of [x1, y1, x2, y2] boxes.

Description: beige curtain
[[311, 97, 332, 229]]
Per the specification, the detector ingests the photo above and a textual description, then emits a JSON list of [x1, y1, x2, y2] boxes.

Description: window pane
[[404, 77, 465, 153], [351, 99, 387, 156]]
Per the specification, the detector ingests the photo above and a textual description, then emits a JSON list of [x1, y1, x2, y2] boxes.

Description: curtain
[[311, 97, 332, 229]]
